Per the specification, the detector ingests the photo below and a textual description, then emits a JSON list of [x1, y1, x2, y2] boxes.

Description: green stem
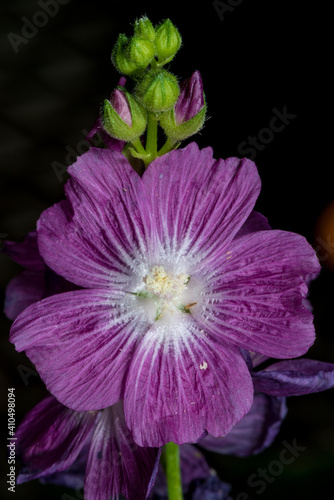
[[145, 112, 158, 160], [158, 137, 177, 156], [165, 442, 183, 500], [131, 137, 147, 155]]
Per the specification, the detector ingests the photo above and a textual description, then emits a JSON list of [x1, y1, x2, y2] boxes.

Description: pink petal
[[85, 402, 160, 500], [111, 89, 132, 126], [2, 231, 44, 269], [16, 396, 97, 483], [124, 315, 253, 447], [37, 144, 260, 291], [174, 70, 205, 124], [4, 270, 45, 321], [253, 359, 334, 395], [235, 210, 271, 238], [10, 289, 149, 410], [142, 143, 261, 268], [199, 393, 287, 457], [194, 230, 320, 358], [37, 148, 147, 289]]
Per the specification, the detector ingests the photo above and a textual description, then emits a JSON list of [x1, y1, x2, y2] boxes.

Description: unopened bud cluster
[[101, 16, 207, 163], [113, 17, 181, 76]]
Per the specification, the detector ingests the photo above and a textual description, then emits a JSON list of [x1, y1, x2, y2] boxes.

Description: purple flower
[[15, 396, 160, 500], [10, 142, 320, 447], [174, 70, 205, 125], [3, 240, 228, 498]]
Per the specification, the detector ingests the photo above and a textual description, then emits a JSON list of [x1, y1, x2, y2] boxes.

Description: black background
[[1, 1, 333, 499]]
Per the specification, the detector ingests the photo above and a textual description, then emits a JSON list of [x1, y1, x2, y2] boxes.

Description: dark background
[[1, 1, 333, 499]]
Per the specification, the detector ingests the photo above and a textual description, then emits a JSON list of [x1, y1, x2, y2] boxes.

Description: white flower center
[[139, 265, 195, 321], [145, 266, 188, 297]]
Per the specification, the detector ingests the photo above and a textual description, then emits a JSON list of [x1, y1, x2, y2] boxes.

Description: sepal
[[160, 105, 206, 141], [134, 16, 155, 42]]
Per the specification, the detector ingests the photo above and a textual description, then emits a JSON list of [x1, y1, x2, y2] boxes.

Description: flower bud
[[134, 16, 155, 42], [116, 76, 127, 88], [111, 89, 133, 127], [135, 69, 180, 113], [102, 89, 147, 142], [155, 19, 182, 64], [160, 71, 206, 141], [112, 34, 138, 76], [127, 35, 155, 69]]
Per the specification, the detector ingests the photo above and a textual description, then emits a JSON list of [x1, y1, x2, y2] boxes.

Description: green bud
[[134, 16, 155, 42], [103, 91, 147, 142], [127, 36, 155, 69], [112, 34, 138, 75], [135, 69, 180, 113], [155, 19, 182, 65], [160, 106, 206, 141]]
